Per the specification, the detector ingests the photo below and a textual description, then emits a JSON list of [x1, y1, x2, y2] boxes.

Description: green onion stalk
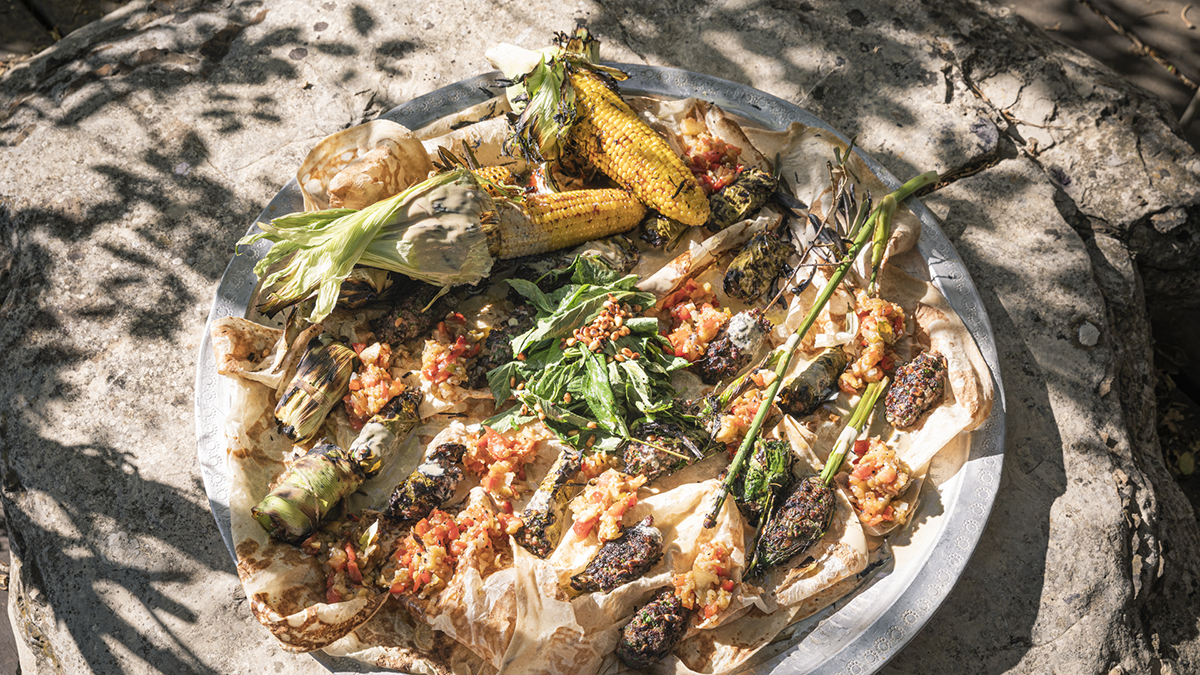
[[702, 171, 936, 529]]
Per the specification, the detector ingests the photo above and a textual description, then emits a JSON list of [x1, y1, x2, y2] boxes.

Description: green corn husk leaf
[[776, 348, 850, 418], [348, 388, 423, 478], [241, 169, 495, 323], [707, 168, 778, 232], [487, 27, 626, 164], [252, 443, 364, 543], [517, 448, 583, 558], [275, 335, 358, 442]]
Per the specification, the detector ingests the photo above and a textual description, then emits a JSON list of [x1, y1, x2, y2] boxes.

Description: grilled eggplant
[[385, 442, 467, 521], [616, 589, 689, 669], [517, 448, 583, 558], [695, 309, 772, 385], [274, 335, 357, 442], [723, 230, 791, 303], [777, 347, 849, 418], [570, 516, 663, 592], [707, 167, 777, 231], [885, 351, 948, 429], [735, 438, 795, 526], [748, 475, 835, 575]]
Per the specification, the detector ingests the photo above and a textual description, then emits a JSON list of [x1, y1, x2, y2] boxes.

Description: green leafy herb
[[483, 258, 689, 451]]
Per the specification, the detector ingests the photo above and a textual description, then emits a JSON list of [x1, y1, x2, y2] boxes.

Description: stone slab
[[0, 1, 53, 61], [0, 1, 1198, 674]]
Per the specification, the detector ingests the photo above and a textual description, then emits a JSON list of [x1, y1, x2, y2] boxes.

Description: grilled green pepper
[[723, 231, 791, 303], [777, 348, 849, 418], [707, 167, 777, 231]]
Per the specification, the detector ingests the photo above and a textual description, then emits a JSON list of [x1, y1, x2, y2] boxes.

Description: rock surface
[[0, 0, 1198, 673]]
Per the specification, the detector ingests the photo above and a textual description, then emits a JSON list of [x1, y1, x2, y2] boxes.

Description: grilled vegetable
[[702, 170, 939, 529], [776, 348, 850, 418], [616, 589, 689, 669], [570, 515, 664, 592], [747, 475, 835, 574], [885, 350, 947, 429], [245, 168, 652, 323], [723, 230, 791, 303], [385, 442, 467, 521], [746, 378, 887, 574], [735, 438, 795, 526], [622, 419, 711, 484], [695, 309, 772, 385], [516, 448, 583, 558], [487, 28, 709, 226], [708, 167, 777, 232], [252, 443, 364, 543], [347, 389, 423, 477], [640, 212, 690, 249], [275, 335, 357, 442], [254, 392, 422, 542], [490, 189, 645, 259]]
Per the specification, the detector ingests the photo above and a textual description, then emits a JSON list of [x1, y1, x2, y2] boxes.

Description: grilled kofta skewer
[[884, 350, 947, 429], [570, 516, 664, 593], [616, 589, 690, 669]]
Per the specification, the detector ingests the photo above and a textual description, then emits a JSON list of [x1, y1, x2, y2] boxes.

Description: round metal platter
[[194, 65, 1007, 675]]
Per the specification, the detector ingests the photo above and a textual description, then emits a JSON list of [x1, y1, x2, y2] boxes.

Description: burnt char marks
[[570, 516, 663, 592]]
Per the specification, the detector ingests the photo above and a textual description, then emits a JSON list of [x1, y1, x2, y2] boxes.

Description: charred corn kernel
[[488, 189, 646, 259], [568, 71, 709, 226], [474, 165, 516, 184]]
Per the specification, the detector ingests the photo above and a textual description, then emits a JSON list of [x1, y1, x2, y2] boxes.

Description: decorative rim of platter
[[194, 65, 1007, 675]]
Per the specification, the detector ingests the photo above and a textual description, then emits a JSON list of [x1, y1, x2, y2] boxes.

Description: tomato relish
[[839, 292, 905, 395], [673, 541, 736, 621], [712, 387, 773, 450], [381, 503, 518, 599], [569, 469, 647, 542], [344, 342, 404, 430], [464, 425, 545, 501], [421, 312, 485, 399], [837, 438, 913, 528], [680, 119, 744, 195], [662, 279, 730, 362], [302, 513, 389, 605]]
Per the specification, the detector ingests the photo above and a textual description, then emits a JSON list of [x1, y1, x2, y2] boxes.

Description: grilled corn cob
[[566, 70, 709, 226], [488, 188, 645, 259], [275, 335, 358, 442], [487, 28, 709, 226], [254, 391, 422, 542]]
